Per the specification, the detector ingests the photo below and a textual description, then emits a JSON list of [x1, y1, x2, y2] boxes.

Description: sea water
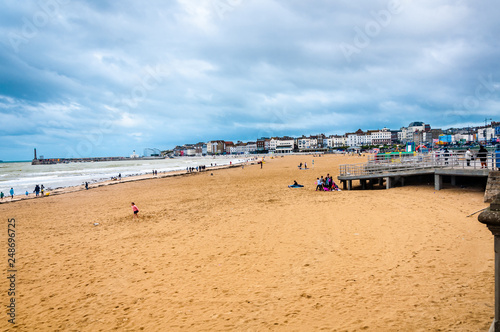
[[0, 156, 247, 195]]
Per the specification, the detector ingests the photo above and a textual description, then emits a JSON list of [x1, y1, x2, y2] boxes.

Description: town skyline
[[23, 120, 499, 161], [170, 120, 499, 156]]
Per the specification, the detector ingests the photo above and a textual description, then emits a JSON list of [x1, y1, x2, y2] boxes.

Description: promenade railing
[[340, 151, 499, 177]]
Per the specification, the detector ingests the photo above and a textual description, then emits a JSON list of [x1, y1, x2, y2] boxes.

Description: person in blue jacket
[[289, 180, 304, 188]]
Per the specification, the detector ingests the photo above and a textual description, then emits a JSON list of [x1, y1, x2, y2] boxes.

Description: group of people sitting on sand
[[288, 174, 341, 191], [316, 174, 340, 191]]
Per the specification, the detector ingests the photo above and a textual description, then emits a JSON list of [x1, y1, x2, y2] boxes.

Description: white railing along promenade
[[339, 151, 498, 178]]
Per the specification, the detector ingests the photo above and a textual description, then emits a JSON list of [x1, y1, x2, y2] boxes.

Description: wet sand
[[0, 154, 494, 331]]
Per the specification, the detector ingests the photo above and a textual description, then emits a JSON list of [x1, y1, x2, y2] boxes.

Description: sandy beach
[[0, 154, 494, 331]]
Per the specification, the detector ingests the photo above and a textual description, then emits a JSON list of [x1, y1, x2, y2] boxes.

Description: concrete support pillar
[[401, 177, 405, 187], [342, 180, 347, 190], [361, 179, 366, 190], [347, 180, 352, 191], [478, 197, 500, 331], [386, 177, 391, 189], [451, 176, 456, 186], [434, 174, 442, 191]]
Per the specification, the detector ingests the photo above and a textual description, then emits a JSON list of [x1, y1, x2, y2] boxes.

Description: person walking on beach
[[34, 184, 40, 196], [9, 188, 14, 199], [0, 192, 3, 200], [465, 148, 472, 167], [478, 145, 488, 169], [85, 182, 89, 190], [316, 178, 322, 191], [131, 202, 139, 219]]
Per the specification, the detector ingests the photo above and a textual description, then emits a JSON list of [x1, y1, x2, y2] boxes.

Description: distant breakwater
[[31, 156, 165, 165]]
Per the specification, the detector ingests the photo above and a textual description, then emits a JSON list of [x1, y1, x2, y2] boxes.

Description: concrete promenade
[[338, 152, 496, 190]]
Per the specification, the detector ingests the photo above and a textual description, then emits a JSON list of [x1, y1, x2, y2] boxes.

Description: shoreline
[[0, 159, 257, 204]]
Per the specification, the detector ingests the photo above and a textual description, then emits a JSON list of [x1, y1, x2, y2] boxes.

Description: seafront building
[[225, 141, 235, 154], [256, 138, 270, 152], [367, 129, 392, 145], [478, 126, 496, 142], [143, 148, 161, 157], [270, 137, 295, 153]]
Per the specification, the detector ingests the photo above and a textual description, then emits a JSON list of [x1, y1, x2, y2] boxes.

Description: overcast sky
[[1, 0, 500, 160]]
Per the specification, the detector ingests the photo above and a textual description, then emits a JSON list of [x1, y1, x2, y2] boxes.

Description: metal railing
[[340, 151, 499, 177]]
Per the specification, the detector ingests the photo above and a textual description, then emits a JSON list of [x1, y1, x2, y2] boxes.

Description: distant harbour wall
[[32, 156, 165, 165]]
